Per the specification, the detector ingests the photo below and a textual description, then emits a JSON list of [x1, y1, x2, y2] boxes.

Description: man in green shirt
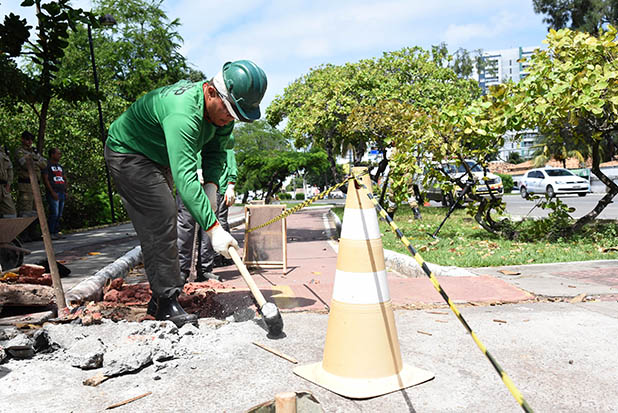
[[105, 60, 267, 327]]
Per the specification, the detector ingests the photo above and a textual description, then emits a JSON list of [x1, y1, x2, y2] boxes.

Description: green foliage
[[267, 46, 481, 186], [517, 195, 576, 241], [295, 193, 305, 201], [333, 205, 618, 267], [278, 192, 292, 200], [238, 149, 328, 203], [533, 0, 618, 35], [497, 173, 514, 193], [507, 151, 523, 164], [0, 0, 200, 229]]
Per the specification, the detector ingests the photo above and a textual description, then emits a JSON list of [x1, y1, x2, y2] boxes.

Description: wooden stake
[[106, 391, 152, 410], [26, 158, 66, 311], [274, 392, 296, 413], [252, 341, 298, 364]]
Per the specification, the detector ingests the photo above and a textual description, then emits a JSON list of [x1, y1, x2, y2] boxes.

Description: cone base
[[294, 361, 434, 399]]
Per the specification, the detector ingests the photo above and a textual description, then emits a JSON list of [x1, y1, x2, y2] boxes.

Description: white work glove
[[224, 184, 236, 206], [206, 223, 238, 258], [196, 168, 204, 185], [204, 182, 217, 211]]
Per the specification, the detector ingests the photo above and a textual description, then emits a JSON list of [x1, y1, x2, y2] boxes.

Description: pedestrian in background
[[0, 145, 17, 218], [14, 131, 47, 241], [42, 148, 68, 240]]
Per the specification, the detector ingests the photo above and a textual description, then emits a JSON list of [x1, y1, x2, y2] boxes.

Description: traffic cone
[[294, 167, 434, 398]]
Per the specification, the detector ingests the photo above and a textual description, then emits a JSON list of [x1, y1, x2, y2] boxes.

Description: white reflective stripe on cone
[[340, 207, 380, 240], [332, 269, 390, 304]]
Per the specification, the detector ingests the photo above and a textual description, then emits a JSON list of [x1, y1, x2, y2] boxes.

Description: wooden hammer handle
[[228, 247, 267, 308]]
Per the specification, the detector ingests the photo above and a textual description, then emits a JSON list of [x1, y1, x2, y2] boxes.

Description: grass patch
[[332, 205, 618, 267]]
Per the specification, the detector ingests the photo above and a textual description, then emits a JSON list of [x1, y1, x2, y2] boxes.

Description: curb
[[65, 214, 246, 305], [326, 209, 476, 278]]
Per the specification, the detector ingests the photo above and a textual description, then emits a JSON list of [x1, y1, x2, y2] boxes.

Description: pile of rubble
[[0, 264, 52, 286], [0, 319, 224, 384]]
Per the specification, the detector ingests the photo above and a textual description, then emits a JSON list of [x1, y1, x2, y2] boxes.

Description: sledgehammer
[[228, 247, 284, 337]]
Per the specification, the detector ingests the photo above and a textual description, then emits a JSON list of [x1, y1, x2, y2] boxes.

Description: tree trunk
[[325, 141, 342, 190], [37, 98, 50, 153], [572, 140, 618, 232]]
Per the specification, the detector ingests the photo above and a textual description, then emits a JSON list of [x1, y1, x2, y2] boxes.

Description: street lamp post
[[87, 14, 116, 223]]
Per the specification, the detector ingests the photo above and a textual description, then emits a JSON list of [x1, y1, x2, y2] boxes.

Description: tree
[[511, 26, 618, 231], [390, 84, 522, 237], [533, 0, 618, 35], [238, 150, 328, 203], [267, 46, 481, 187], [0, 0, 94, 151], [0, 0, 203, 228]]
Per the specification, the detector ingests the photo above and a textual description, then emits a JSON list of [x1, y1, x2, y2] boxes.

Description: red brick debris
[[0, 264, 52, 286], [98, 278, 234, 321]]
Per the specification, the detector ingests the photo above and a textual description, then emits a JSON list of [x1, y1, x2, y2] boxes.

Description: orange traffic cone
[[294, 167, 434, 398]]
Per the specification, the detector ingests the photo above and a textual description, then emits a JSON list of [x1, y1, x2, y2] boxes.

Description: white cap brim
[[213, 71, 239, 121]]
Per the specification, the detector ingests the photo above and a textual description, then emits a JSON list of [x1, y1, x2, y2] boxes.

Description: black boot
[[146, 296, 157, 316], [196, 271, 221, 282], [154, 295, 198, 327]]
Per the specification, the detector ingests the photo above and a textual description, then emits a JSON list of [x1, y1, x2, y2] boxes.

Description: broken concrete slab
[[66, 336, 105, 369], [104, 344, 153, 377], [5, 334, 35, 359]]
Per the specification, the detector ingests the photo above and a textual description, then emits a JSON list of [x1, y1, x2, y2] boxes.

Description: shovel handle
[[228, 247, 267, 308]]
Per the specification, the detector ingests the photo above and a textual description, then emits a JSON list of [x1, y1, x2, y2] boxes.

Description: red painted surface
[[211, 208, 532, 312]]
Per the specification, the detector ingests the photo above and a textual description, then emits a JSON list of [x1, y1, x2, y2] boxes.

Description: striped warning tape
[[351, 172, 534, 413], [246, 171, 368, 233]]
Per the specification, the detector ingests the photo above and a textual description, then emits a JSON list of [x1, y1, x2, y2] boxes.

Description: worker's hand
[[196, 168, 204, 185], [51, 191, 58, 201], [204, 182, 217, 211], [206, 223, 238, 258], [224, 184, 235, 206]]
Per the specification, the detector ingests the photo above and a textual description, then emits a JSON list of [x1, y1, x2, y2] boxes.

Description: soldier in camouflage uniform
[[14, 131, 47, 240], [0, 145, 17, 218]]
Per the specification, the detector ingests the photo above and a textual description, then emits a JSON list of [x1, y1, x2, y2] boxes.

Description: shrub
[[295, 193, 305, 200], [497, 173, 514, 193], [278, 192, 292, 200]]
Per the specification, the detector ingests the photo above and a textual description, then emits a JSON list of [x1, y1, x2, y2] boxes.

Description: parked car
[[519, 167, 589, 198], [421, 160, 504, 207]]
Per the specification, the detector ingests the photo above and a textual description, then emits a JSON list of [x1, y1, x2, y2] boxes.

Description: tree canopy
[[533, 0, 618, 35]]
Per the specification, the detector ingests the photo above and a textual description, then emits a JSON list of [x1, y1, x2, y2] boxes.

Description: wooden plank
[[0, 283, 55, 306], [243, 205, 287, 270], [0, 310, 54, 326]]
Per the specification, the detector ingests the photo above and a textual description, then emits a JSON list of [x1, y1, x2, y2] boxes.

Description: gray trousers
[[177, 191, 214, 278], [177, 191, 230, 275], [104, 145, 183, 299], [217, 192, 229, 232]]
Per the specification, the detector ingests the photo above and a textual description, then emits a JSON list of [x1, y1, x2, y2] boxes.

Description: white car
[[519, 168, 589, 198]]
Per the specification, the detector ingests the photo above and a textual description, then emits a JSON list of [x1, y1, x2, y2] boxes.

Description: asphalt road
[[502, 192, 618, 219], [311, 193, 618, 220]]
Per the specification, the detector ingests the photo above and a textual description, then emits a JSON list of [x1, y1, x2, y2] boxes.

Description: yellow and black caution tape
[[246, 171, 368, 233], [351, 172, 534, 413]]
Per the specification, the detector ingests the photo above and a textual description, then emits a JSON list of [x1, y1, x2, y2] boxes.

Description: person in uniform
[[14, 131, 47, 240], [0, 145, 17, 218]]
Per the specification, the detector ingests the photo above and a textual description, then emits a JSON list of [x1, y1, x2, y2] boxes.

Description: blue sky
[[1, 0, 550, 112]]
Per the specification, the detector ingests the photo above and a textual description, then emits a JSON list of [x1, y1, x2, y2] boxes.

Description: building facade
[[473, 46, 542, 162]]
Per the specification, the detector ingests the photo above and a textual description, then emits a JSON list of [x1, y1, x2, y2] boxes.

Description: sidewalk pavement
[[20, 204, 618, 309], [6, 205, 618, 412]]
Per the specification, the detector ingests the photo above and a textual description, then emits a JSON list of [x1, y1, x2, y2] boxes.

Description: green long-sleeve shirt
[[107, 80, 233, 230], [218, 149, 237, 194]]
